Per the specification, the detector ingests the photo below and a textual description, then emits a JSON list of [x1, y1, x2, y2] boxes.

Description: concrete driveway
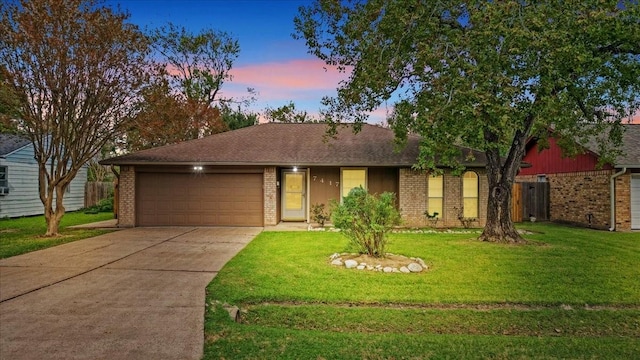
[[0, 227, 261, 360]]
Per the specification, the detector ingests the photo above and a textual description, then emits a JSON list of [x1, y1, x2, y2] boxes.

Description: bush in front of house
[[84, 196, 114, 214], [330, 187, 401, 258]]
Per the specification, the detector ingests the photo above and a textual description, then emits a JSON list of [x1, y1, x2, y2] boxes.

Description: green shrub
[[330, 187, 401, 258], [97, 196, 113, 212], [83, 196, 113, 214]]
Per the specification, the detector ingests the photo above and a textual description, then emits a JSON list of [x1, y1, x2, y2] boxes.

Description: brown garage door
[[136, 172, 263, 226]]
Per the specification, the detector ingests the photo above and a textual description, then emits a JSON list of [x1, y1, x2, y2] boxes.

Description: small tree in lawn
[[331, 187, 401, 258]]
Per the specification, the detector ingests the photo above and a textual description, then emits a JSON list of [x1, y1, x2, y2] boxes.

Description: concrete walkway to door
[[0, 227, 262, 360]]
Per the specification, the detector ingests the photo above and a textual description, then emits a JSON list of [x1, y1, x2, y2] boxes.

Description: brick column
[[615, 172, 631, 231], [399, 168, 427, 227], [118, 166, 135, 227], [263, 167, 278, 226]]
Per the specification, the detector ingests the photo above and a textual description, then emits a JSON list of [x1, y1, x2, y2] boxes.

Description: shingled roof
[[102, 123, 488, 167], [583, 124, 640, 167], [0, 133, 30, 157]]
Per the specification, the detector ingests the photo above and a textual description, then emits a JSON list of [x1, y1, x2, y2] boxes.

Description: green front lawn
[[0, 211, 114, 259], [204, 223, 640, 359]]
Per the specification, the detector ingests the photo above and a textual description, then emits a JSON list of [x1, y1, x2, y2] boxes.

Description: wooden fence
[[84, 181, 114, 208], [511, 182, 550, 222]]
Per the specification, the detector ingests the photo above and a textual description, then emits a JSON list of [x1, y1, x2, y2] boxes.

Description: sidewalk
[[67, 219, 119, 229]]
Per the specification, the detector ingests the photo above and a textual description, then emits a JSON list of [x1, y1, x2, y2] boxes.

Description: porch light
[[293, 166, 298, 172], [193, 165, 203, 171]]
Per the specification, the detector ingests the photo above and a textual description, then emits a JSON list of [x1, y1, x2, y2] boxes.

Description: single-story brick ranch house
[[517, 124, 640, 231], [101, 123, 491, 228]]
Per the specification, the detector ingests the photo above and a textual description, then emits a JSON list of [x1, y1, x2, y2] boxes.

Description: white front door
[[631, 175, 640, 230], [282, 171, 306, 221]]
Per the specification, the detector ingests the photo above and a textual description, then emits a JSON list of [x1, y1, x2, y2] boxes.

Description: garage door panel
[[137, 173, 263, 226]]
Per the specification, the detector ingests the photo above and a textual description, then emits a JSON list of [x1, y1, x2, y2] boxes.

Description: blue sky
[[104, 1, 639, 125], [104, 0, 389, 122]]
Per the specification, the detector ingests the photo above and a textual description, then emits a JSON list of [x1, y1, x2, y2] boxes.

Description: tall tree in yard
[[0, 0, 149, 236], [126, 23, 243, 150], [295, 1, 640, 243]]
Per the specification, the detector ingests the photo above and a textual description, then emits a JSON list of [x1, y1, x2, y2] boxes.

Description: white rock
[[329, 253, 341, 260], [383, 267, 393, 273], [344, 259, 358, 269], [366, 265, 374, 270], [356, 265, 365, 270], [331, 259, 343, 266], [407, 262, 423, 272], [400, 266, 410, 273]]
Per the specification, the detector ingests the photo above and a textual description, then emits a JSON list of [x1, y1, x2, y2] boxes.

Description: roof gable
[[103, 123, 487, 167]]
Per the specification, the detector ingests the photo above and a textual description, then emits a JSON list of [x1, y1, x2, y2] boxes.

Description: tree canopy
[[295, 0, 640, 242], [123, 22, 254, 151], [264, 101, 319, 123], [0, 0, 149, 235]]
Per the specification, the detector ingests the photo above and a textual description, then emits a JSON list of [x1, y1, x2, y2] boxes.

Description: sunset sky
[[106, 0, 638, 125], [104, 0, 392, 123]]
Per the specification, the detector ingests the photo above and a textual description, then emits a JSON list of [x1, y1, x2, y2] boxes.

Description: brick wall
[[399, 168, 488, 228], [519, 170, 613, 229], [117, 166, 135, 227], [399, 168, 428, 227], [263, 167, 278, 226]]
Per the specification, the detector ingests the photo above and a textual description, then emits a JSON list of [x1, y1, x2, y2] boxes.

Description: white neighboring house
[[0, 133, 87, 218]]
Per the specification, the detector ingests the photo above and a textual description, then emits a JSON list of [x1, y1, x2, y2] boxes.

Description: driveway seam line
[[0, 228, 198, 304], [102, 267, 219, 273]]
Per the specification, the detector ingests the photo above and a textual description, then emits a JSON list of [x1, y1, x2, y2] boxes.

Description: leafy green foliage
[[295, 1, 640, 242], [330, 187, 401, 257], [84, 196, 114, 214], [221, 105, 258, 130], [264, 101, 319, 123], [0, 66, 21, 133]]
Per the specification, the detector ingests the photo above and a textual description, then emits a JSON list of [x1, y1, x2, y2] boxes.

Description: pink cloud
[[629, 109, 640, 124], [231, 59, 349, 88], [161, 58, 349, 103]]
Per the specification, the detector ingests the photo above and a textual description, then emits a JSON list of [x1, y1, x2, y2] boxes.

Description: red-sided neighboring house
[[517, 124, 640, 231], [101, 123, 491, 229]]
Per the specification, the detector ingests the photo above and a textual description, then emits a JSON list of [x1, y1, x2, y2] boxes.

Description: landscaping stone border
[[329, 253, 428, 273]]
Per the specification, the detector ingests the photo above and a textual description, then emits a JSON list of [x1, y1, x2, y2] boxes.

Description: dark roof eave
[[99, 159, 490, 168]]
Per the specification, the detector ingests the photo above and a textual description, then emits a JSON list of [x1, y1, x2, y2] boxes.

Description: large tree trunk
[[43, 183, 66, 237], [479, 123, 533, 244], [479, 177, 525, 243], [39, 160, 74, 237]]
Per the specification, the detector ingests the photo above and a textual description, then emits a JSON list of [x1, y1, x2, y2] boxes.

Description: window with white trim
[[341, 168, 367, 198]]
